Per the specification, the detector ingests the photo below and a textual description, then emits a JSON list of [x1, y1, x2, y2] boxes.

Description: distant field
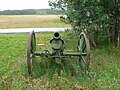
[[0, 15, 70, 29]]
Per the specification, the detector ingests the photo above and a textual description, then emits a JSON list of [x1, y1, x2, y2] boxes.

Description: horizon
[[0, 8, 52, 11]]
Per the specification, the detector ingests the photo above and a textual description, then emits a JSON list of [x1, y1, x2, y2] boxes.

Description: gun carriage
[[27, 31, 90, 74]]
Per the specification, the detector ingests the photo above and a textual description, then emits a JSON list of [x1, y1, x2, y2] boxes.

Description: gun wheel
[[78, 31, 90, 73], [27, 31, 36, 74]]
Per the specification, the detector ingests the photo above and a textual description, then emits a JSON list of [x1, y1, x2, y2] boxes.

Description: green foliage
[[49, 0, 120, 46]]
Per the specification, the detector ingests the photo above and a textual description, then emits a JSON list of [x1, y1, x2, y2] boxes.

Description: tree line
[[0, 9, 65, 15], [49, 0, 120, 47]]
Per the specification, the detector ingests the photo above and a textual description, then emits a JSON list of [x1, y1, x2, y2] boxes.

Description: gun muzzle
[[53, 32, 60, 39], [50, 32, 64, 50]]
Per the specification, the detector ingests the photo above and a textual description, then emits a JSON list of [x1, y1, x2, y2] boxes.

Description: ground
[[0, 15, 120, 90]]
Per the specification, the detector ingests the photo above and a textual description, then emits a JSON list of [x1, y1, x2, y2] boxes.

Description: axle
[[34, 51, 87, 58]]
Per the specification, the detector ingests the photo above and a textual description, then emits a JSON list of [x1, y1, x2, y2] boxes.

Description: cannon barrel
[[50, 32, 64, 50], [53, 32, 60, 39]]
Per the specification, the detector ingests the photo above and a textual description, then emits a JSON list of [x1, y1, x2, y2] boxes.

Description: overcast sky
[[0, 0, 50, 11]]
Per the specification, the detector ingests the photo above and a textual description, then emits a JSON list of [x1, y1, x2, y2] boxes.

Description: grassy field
[[0, 32, 120, 90], [0, 15, 70, 29], [0, 15, 120, 89]]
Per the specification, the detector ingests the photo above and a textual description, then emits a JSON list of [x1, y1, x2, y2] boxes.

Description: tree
[[100, 0, 120, 45], [49, 0, 120, 46]]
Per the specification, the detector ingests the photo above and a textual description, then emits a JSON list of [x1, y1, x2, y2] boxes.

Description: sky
[[0, 0, 50, 11]]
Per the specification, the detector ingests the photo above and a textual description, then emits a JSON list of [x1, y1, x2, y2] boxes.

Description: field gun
[[27, 31, 90, 74]]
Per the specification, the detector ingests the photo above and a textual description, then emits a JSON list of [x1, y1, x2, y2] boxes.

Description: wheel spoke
[[81, 56, 86, 64], [82, 44, 86, 52], [80, 36, 83, 51]]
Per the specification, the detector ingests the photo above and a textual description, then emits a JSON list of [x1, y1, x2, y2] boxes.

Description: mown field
[[0, 15, 70, 29], [0, 32, 120, 90]]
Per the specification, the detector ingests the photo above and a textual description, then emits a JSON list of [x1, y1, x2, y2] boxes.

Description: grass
[[0, 32, 120, 90], [0, 15, 70, 29]]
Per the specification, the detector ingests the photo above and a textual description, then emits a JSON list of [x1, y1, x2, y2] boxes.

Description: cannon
[[27, 31, 90, 74]]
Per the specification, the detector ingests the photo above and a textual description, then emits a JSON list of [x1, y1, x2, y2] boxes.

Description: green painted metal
[[50, 32, 64, 51], [27, 31, 90, 74]]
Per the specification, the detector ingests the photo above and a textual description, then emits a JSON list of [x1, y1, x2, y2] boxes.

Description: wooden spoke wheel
[[78, 31, 90, 73], [27, 31, 36, 74]]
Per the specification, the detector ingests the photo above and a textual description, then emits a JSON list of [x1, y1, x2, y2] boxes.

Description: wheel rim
[[78, 31, 90, 73], [27, 31, 36, 74]]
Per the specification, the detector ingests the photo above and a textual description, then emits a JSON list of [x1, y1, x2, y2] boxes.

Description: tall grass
[[0, 32, 120, 89]]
